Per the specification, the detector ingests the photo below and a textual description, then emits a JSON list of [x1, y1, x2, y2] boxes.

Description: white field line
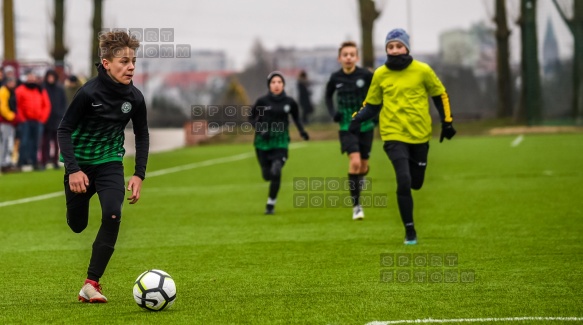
[[366, 316, 583, 324], [145, 152, 253, 177], [0, 192, 64, 208], [0, 143, 308, 208], [511, 134, 524, 147]]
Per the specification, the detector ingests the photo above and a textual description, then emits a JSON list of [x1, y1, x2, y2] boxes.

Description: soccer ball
[[133, 269, 176, 311]]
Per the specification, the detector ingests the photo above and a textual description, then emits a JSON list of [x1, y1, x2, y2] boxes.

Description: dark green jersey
[[325, 66, 374, 132], [250, 92, 304, 151], [57, 65, 149, 179]]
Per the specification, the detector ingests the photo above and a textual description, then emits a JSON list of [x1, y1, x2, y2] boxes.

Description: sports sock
[[358, 174, 368, 192], [348, 173, 360, 207], [265, 198, 276, 214], [269, 173, 281, 201]]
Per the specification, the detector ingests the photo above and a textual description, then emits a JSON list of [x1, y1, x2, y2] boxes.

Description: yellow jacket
[[0, 86, 16, 122], [365, 60, 450, 143]]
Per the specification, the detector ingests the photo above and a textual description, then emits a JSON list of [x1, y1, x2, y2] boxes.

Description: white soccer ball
[[133, 269, 176, 311]]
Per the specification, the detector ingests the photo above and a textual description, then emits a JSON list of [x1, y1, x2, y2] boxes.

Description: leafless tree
[[551, 0, 583, 123], [515, 0, 542, 124], [90, 0, 103, 77], [2, 0, 16, 61], [51, 0, 68, 80], [237, 40, 273, 103], [492, 0, 514, 118], [357, 0, 382, 69]]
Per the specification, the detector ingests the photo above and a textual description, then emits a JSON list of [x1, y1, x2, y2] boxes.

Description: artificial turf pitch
[[0, 133, 581, 324]]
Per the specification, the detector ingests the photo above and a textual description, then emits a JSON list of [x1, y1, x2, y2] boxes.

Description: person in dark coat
[[41, 69, 67, 169], [296, 70, 314, 125]]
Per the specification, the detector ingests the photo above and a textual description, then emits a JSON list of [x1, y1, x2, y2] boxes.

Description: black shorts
[[383, 141, 429, 166], [255, 148, 288, 169], [339, 130, 374, 160], [64, 161, 125, 222]]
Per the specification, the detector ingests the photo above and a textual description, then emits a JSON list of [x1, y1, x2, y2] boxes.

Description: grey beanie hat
[[267, 71, 285, 87], [385, 28, 410, 52]]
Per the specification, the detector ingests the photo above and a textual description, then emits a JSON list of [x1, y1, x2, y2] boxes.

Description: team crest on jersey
[[284, 104, 290, 113], [121, 102, 132, 113], [356, 79, 365, 88]]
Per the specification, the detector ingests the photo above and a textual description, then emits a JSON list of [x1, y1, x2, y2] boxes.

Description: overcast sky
[[2, 0, 574, 76]]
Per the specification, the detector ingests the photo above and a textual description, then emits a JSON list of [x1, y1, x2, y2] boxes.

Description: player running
[[58, 31, 149, 302], [250, 71, 309, 215], [350, 28, 456, 245], [325, 41, 374, 220]]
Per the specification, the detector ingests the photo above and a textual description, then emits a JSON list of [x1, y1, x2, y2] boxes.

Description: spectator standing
[[41, 69, 67, 169], [15, 70, 51, 169]]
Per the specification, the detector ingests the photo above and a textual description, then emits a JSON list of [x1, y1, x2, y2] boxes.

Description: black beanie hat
[[267, 71, 285, 87]]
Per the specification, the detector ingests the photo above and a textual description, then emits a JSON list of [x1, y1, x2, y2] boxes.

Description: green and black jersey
[[325, 66, 374, 132], [57, 64, 149, 179], [250, 92, 305, 151]]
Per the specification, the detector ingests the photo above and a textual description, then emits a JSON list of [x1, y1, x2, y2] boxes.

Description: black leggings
[[384, 141, 429, 227], [256, 149, 287, 200], [391, 158, 426, 196], [64, 162, 125, 281]]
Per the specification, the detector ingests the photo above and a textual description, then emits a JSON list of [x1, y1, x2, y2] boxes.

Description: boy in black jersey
[[57, 31, 149, 303], [250, 71, 309, 214], [325, 41, 374, 220]]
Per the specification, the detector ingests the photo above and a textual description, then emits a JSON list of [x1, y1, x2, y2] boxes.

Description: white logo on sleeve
[[121, 102, 132, 113]]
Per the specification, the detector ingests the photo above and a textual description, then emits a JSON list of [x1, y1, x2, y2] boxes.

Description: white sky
[[2, 0, 574, 76]]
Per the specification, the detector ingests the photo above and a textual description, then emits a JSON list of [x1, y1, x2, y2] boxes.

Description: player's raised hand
[[127, 176, 143, 204], [69, 171, 89, 194]]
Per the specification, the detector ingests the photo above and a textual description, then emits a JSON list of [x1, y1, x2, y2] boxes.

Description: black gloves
[[348, 120, 361, 134], [440, 122, 456, 143], [300, 130, 310, 141], [333, 111, 342, 123]]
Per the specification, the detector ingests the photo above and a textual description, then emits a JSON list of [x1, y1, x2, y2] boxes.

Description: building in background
[[542, 17, 560, 78]]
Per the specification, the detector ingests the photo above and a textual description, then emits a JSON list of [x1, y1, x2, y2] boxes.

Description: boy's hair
[[338, 41, 358, 56], [99, 31, 140, 61]]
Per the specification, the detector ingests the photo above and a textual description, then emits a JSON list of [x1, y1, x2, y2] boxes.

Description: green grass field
[[1, 133, 582, 324]]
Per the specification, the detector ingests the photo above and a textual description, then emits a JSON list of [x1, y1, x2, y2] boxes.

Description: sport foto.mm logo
[[380, 253, 475, 284], [98, 28, 191, 59], [292, 177, 388, 208]]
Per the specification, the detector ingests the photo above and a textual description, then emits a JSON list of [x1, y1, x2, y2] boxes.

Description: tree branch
[[551, 0, 572, 30]]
